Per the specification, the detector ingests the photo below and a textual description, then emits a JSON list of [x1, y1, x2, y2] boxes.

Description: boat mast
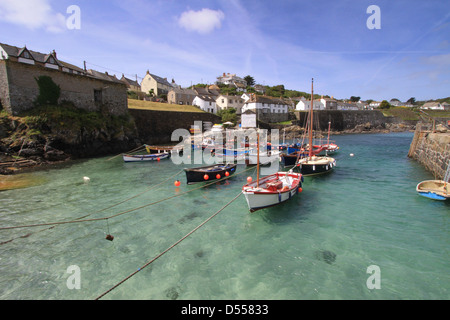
[[309, 78, 314, 159], [257, 129, 260, 187]]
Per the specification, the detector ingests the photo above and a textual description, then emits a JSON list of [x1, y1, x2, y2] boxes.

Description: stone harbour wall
[[409, 124, 450, 180]]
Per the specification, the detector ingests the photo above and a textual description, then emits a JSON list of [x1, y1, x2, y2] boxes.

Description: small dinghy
[[417, 161, 450, 201], [123, 152, 170, 162], [416, 180, 450, 201]]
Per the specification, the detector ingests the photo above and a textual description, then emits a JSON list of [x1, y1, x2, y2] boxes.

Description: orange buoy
[[225, 171, 230, 177], [247, 177, 252, 183], [298, 187, 303, 193], [216, 174, 221, 180], [157, 157, 160, 161], [174, 180, 181, 187], [204, 174, 209, 181]]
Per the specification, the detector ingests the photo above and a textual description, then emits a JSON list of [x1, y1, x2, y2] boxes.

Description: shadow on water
[[258, 188, 318, 225]]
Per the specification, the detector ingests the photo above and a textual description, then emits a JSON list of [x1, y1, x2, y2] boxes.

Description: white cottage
[[193, 95, 217, 114]]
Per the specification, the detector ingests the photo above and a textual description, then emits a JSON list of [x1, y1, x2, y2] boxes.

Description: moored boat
[[416, 180, 450, 201], [296, 155, 336, 175], [295, 79, 336, 175], [242, 171, 303, 212], [123, 152, 170, 162], [416, 161, 450, 200], [184, 163, 237, 184]]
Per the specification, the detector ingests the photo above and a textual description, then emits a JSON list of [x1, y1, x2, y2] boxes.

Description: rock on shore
[[0, 107, 141, 174]]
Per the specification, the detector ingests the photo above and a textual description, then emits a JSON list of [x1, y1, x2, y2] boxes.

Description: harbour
[[0, 131, 448, 300]]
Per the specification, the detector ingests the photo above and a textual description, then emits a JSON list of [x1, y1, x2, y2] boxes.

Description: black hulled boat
[[184, 163, 237, 184]]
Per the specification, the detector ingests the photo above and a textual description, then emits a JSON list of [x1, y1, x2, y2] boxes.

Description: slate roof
[[0, 42, 123, 84]]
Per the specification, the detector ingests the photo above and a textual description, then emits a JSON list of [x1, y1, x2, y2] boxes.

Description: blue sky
[[0, 0, 449, 101]]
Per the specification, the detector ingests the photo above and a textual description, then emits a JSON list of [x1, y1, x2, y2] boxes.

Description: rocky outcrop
[[0, 106, 141, 174]]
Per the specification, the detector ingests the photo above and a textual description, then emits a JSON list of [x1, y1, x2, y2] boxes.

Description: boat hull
[[123, 153, 170, 162], [247, 150, 281, 165], [296, 156, 336, 175], [184, 163, 237, 184], [416, 180, 449, 201], [242, 172, 303, 212]]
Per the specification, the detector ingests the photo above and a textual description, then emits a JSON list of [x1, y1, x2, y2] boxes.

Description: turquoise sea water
[[0, 132, 449, 300]]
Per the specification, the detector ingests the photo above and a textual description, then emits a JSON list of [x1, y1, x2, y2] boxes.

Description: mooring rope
[[0, 169, 185, 244], [0, 166, 256, 231], [94, 190, 243, 300]]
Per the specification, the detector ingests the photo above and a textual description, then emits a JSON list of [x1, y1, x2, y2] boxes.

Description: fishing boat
[[416, 161, 450, 200], [296, 79, 336, 175], [184, 163, 237, 184], [281, 145, 324, 167], [242, 170, 303, 212], [123, 152, 170, 162], [317, 122, 340, 156], [242, 125, 303, 212]]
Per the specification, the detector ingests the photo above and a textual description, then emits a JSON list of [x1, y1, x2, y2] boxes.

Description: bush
[[35, 76, 61, 105]]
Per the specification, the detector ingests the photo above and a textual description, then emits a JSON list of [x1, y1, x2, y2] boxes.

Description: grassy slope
[[128, 99, 205, 113]]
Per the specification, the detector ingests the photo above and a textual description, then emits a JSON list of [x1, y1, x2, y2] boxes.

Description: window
[[22, 51, 31, 59]]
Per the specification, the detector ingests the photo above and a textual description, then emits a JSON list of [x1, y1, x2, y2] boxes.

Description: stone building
[[140, 70, 173, 97], [0, 42, 128, 116], [167, 87, 197, 105]]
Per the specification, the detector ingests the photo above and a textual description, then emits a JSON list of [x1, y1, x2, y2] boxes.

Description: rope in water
[[0, 166, 256, 231], [94, 190, 243, 300]]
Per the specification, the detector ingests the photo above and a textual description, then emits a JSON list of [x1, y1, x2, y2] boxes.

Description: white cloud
[[0, 0, 66, 33], [178, 8, 225, 34]]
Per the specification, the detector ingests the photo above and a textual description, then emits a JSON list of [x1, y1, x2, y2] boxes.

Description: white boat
[[416, 180, 449, 201], [247, 149, 281, 165], [317, 143, 340, 156], [242, 125, 303, 212], [416, 161, 450, 201], [214, 148, 248, 162], [242, 171, 303, 212], [123, 152, 170, 162]]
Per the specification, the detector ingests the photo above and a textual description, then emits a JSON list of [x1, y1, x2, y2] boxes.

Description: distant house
[[167, 87, 196, 105], [296, 97, 322, 111], [0, 42, 128, 116], [216, 72, 247, 91], [241, 94, 289, 122], [193, 95, 217, 114], [120, 74, 141, 92], [140, 70, 173, 97], [254, 84, 266, 94], [337, 102, 359, 110], [369, 101, 381, 108], [421, 101, 450, 110], [216, 94, 245, 113], [295, 96, 337, 111]]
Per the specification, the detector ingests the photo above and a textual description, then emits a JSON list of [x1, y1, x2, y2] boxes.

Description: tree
[[379, 100, 392, 109], [217, 108, 237, 124], [350, 96, 361, 102], [406, 97, 416, 105], [244, 75, 255, 87]]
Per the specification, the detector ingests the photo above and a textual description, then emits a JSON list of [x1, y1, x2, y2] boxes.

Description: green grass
[[381, 107, 420, 121], [128, 99, 205, 113]]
